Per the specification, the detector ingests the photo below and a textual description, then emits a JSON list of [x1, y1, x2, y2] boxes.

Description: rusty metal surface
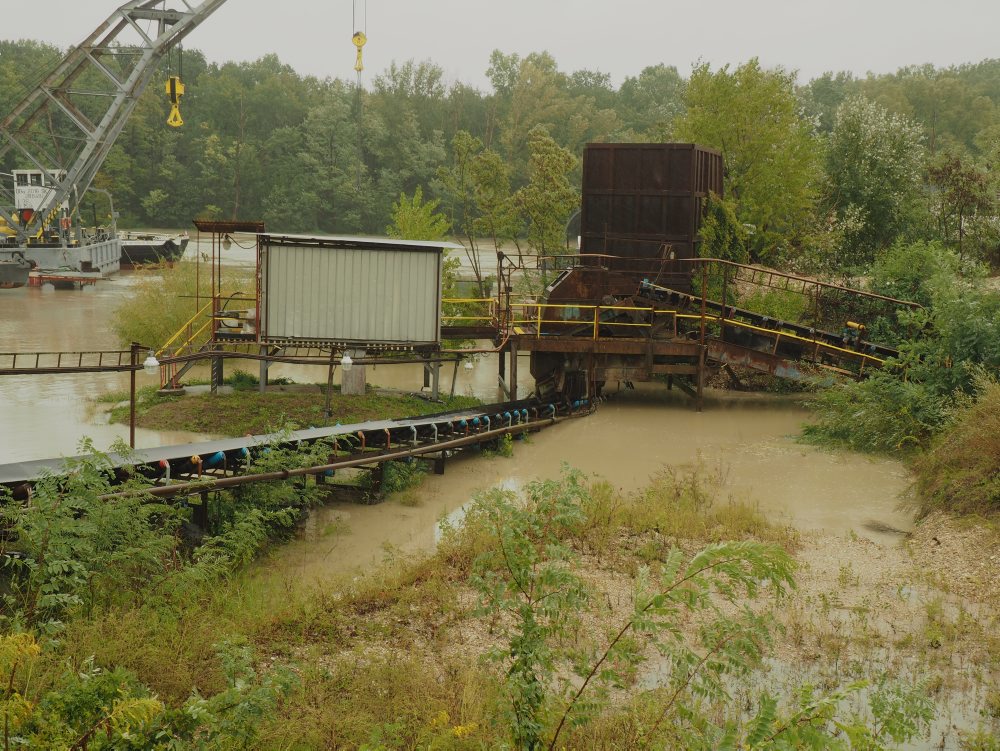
[[193, 220, 266, 234], [579, 143, 723, 273], [0, 349, 133, 375], [706, 340, 809, 381], [545, 266, 639, 306], [515, 335, 702, 357]]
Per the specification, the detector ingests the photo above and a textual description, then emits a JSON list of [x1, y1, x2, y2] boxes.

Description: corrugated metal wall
[[261, 241, 442, 345]]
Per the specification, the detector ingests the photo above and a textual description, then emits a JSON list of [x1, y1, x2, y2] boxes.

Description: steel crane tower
[[0, 0, 228, 249]]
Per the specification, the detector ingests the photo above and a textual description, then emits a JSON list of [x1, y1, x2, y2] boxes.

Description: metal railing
[[440, 297, 498, 326], [0, 349, 134, 374], [505, 301, 886, 369]]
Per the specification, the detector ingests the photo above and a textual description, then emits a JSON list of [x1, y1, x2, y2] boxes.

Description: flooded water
[[0, 278, 210, 462], [272, 384, 913, 583], [0, 255, 505, 463]]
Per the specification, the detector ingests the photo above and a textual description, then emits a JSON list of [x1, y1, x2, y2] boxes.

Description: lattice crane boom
[[0, 0, 229, 244]]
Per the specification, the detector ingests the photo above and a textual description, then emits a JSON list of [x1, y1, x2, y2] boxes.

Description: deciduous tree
[[825, 96, 924, 265], [674, 59, 822, 262]]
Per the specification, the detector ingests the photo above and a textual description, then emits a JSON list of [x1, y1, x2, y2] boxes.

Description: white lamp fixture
[[340, 353, 353, 372], [142, 350, 160, 375], [222, 233, 232, 250]]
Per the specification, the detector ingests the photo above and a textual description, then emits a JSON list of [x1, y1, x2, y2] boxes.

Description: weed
[[481, 432, 514, 458], [912, 373, 1000, 517]]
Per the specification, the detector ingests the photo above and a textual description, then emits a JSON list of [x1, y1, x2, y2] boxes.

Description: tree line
[[2, 40, 1000, 270]]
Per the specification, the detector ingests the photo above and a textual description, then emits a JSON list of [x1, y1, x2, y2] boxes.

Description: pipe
[[357, 431, 366, 450], [411, 426, 418, 446]]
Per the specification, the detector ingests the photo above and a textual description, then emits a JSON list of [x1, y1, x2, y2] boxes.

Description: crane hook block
[[352, 31, 367, 73], [166, 75, 185, 127]]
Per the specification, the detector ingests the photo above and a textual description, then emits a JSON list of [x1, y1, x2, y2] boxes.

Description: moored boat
[[0, 251, 33, 289], [119, 231, 190, 267]]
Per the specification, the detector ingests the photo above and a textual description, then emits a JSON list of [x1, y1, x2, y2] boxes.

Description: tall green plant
[[674, 59, 822, 261], [513, 127, 579, 285], [385, 185, 451, 241], [111, 261, 253, 350]]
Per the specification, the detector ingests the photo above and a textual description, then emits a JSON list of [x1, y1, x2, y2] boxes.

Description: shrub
[[911, 374, 1000, 517], [802, 371, 949, 454], [869, 240, 962, 309], [804, 246, 1000, 456], [111, 261, 253, 350]]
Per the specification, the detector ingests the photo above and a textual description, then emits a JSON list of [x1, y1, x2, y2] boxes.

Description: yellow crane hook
[[352, 31, 367, 73], [166, 75, 185, 127]]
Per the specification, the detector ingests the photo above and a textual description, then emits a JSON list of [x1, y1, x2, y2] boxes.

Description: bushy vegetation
[[111, 260, 254, 350], [803, 238, 1000, 519], [0, 451, 948, 749], [911, 375, 1000, 517], [0, 436, 333, 747]]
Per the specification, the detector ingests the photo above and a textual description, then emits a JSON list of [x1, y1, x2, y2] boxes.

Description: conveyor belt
[[0, 396, 575, 490]]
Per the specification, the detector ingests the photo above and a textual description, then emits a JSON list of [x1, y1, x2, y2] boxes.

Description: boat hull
[[15, 237, 121, 276], [120, 232, 189, 266], [0, 251, 33, 289]]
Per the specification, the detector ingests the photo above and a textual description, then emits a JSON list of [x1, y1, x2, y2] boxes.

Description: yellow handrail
[[172, 318, 214, 357], [156, 299, 213, 357], [505, 301, 885, 366]]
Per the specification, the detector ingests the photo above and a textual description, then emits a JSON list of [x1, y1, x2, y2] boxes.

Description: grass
[[911, 375, 1000, 517], [108, 385, 481, 436], [25, 458, 1000, 747]]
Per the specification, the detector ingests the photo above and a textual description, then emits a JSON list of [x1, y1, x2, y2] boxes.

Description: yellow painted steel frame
[[505, 302, 886, 367]]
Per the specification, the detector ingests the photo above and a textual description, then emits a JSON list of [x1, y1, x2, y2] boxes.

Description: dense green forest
[[2, 40, 1000, 269]]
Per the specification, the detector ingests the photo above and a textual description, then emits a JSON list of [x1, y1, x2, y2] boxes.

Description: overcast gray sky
[[7, 1, 998, 89]]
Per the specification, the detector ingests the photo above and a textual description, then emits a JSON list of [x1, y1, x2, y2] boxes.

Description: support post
[[341, 349, 367, 396], [509, 339, 518, 400], [210, 349, 223, 394], [431, 360, 440, 401], [323, 349, 336, 418], [449, 358, 459, 398], [192, 491, 209, 530], [367, 464, 383, 500], [258, 345, 268, 393], [696, 347, 705, 413], [129, 342, 138, 449]]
